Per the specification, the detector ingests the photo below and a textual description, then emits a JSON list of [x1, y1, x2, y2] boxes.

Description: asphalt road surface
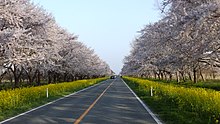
[[2, 78, 160, 124]]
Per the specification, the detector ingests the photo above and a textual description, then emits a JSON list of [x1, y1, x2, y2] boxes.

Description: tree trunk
[[11, 65, 19, 88], [23, 68, 37, 85], [212, 71, 216, 79], [57, 74, 61, 83], [27, 74, 33, 85], [14, 74, 19, 88], [10, 76, 13, 84], [157, 73, 160, 80], [193, 68, 197, 83], [36, 70, 41, 86], [71, 75, 74, 81], [160, 71, 164, 80], [169, 73, 172, 81], [180, 71, 185, 82], [188, 72, 192, 81], [0, 71, 7, 84], [200, 70, 205, 82], [53, 72, 56, 83], [176, 71, 180, 83], [63, 73, 67, 82], [164, 72, 167, 81], [48, 71, 52, 84]]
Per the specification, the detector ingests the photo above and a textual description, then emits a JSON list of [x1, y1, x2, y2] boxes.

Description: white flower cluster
[[121, 0, 220, 83], [0, 0, 112, 87]]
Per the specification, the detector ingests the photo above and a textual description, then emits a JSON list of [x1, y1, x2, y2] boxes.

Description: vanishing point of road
[[2, 78, 161, 124]]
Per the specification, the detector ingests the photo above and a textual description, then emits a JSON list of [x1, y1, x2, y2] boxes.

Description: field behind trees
[[0, 0, 112, 89]]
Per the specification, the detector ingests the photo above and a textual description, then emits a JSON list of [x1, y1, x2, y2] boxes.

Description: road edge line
[[0, 80, 107, 124], [121, 78, 163, 124]]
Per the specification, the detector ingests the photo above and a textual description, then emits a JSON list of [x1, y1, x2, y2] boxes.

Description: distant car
[[110, 75, 117, 79]]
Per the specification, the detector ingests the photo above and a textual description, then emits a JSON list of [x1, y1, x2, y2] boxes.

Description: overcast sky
[[31, 0, 161, 74]]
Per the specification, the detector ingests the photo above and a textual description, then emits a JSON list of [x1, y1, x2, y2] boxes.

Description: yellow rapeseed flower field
[[0, 78, 106, 121], [124, 77, 220, 123]]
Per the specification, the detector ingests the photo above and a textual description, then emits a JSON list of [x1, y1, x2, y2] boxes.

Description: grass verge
[[0, 78, 107, 121], [123, 77, 220, 124]]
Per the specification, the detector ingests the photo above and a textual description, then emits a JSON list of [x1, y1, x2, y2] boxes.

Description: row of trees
[[0, 0, 112, 88], [121, 0, 220, 83]]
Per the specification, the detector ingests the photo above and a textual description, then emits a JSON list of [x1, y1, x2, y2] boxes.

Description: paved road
[[2, 78, 159, 124]]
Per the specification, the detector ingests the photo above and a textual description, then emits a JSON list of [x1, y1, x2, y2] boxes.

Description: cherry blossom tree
[[0, 0, 111, 88], [121, 0, 220, 83]]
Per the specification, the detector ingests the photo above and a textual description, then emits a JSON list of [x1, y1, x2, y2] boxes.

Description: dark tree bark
[[188, 72, 192, 81], [8, 65, 23, 88], [193, 68, 197, 83], [48, 71, 52, 84], [36, 70, 41, 86], [169, 73, 172, 81], [200, 70, 205, 82]]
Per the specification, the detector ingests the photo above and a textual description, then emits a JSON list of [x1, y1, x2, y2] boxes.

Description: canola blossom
[[124, 77, 220, 123], [0, 78, 106, 120]]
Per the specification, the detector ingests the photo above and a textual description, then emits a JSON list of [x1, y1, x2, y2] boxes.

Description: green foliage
[[123, 77, 220, 124], [0, 78, 106, 121]]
